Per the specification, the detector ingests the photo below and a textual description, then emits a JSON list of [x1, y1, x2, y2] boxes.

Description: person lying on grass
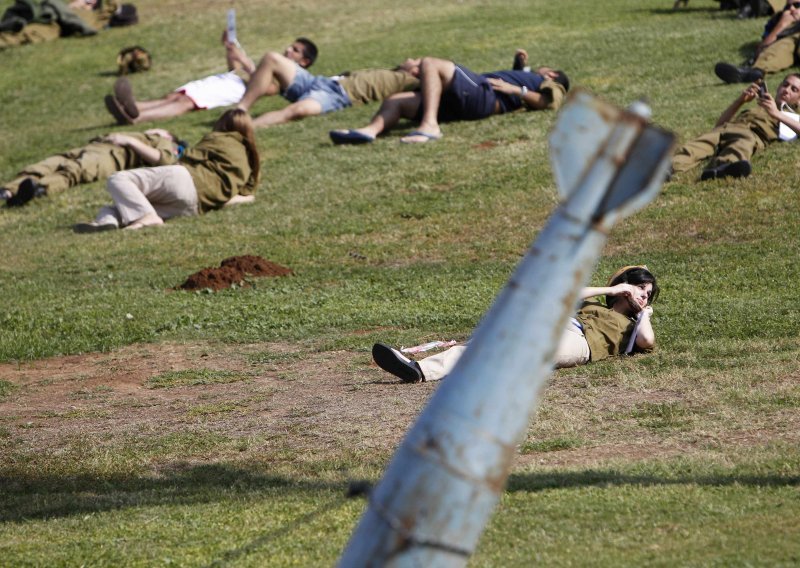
[[106, 32, 421, 129], [104, 35, 318, 125], [671, 73, 800, 180], [328, 48, 569, 145], [1, 129, 185, 207], [234, 50, 421, 129], [372, 265, 658, 383], [74, 109, 259, 232]]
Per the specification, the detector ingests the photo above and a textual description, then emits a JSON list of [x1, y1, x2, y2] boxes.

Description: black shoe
[[714, 62, 764, 84], [73, 222, 118, 233], [6, 178, 46, 207], [372, 343, 424, 383], [717, 160, 752, 179], [700, 166, 721, 181]]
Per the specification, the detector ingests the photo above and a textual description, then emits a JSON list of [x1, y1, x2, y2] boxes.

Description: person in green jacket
[[371, 266, 659, 383], [1, 129, 183, 207], [74, 109, 259, 232]]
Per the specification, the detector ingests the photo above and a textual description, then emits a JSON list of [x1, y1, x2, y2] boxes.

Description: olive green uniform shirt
[[338, 69, 419, 105], [728, 105, 780, 144], [575, 301, 652, 362], [180, 131, 257, 213]]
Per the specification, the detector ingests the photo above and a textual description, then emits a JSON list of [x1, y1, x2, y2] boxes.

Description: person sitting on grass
[[104, 35, 319, 125], [372, 266, 658, 383], [74, 109, 259, 232], [671, 73, 800, 180], [1, 129, 185, 207], [328, 49, 569, 145]]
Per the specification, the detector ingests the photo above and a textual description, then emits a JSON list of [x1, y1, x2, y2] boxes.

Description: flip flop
[[113, 77, 140, 118], [329, 129, 375, 145], [104, 95, 134, 125], [400, 130, 442, 144]]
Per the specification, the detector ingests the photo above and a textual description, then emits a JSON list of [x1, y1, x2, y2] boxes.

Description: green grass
[[0, 380, 17, 400], [2, 0, 800, 564]]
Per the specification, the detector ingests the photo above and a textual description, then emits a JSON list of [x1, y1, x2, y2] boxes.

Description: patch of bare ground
[[1, 343, 798, 470]]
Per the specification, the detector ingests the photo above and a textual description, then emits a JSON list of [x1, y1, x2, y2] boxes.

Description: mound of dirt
[[179, 255, 293, 291]]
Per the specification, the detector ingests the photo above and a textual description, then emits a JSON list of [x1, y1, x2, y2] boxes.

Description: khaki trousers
[[417, 324, 591, 382], [99, 166, 198, 227], [754, 32, 800, 74], [672, 124, 765, 172], [2, 143, 130, 196]]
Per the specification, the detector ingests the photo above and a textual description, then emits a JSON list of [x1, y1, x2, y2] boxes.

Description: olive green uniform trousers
[[753, 32, 800, 74], [2, 134, 176, 196], [672, 107, 778, 172]]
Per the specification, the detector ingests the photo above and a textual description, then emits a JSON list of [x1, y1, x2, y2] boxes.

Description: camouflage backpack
[[117, 45, 150, 75]]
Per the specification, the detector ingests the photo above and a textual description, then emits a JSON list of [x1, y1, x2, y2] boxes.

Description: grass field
[[1, 0, 799, 565]]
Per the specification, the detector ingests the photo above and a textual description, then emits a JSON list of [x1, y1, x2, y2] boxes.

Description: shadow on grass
[[0, 462, 351, 523], [647, 7, 720, 14], [3, 460, 799, 525], [507, 468, 800, 493]]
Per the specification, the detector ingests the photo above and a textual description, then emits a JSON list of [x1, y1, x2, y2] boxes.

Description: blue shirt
[[482, 70, 545, 113]]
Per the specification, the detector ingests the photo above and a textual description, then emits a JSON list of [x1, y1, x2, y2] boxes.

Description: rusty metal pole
[[340, 91, 675, 567]]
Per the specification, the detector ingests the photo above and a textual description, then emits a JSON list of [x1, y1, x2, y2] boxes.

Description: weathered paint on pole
[[339, 91, 675, 567]]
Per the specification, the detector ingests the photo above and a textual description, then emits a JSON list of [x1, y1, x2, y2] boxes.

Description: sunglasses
[[792, 2, 800, 8]]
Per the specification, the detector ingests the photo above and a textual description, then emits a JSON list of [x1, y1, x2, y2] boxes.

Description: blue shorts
[[437, 64, 497, 122], [282, 65, 352, 113]]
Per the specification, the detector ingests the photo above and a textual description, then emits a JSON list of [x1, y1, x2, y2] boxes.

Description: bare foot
[[124, 213, 164, 230]]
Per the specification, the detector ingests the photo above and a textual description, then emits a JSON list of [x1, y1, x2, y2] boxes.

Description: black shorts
[[440, 64, 496, 122], [416, 64, 497, 123]]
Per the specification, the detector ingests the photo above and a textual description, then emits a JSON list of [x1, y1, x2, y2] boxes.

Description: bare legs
[[234, 51, 326, 128], [350, 92, 424, 138], [346, 57, 456, 141], [251, 98, 323, 128], [132, 93, 196, 123], [410, 57, 456, 141], [237, 51, 298, 111]]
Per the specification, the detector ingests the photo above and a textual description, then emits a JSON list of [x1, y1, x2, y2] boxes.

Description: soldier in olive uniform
[[672, 73, 800, 180], [2, 130, 183, 206]]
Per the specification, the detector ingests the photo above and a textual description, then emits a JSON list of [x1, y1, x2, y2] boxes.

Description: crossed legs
[[346, 57, 457, 140]]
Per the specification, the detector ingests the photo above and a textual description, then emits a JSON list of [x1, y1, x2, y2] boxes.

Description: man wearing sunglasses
[[716, 0, 800, 83]]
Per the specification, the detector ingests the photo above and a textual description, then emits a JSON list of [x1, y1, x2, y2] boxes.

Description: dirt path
[[1, 341, 797, 471]]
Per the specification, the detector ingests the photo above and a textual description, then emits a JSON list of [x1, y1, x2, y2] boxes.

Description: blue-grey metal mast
[[340, 91, 675, 567]]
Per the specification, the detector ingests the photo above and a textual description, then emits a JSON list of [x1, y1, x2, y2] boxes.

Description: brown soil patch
[[472, 140, 499, 150], [179, 255, 292, 291]]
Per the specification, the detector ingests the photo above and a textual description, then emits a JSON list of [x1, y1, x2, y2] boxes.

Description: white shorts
[[176, 71, 246, 110]]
